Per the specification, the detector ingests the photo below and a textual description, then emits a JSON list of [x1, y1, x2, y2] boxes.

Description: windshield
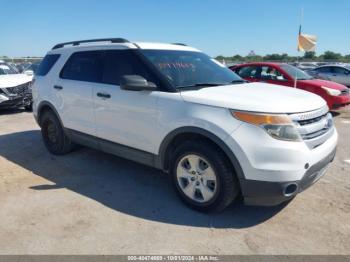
[[345, 65, 350, 70], [280, 64, 313, 80], [140, 50, 243, 89], [0, 63, 18, 75]]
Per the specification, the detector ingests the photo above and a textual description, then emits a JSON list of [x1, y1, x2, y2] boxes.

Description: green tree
[[231, 55, 244, 61], [303, 51, 316, 60], [323, 51, 342, 61], [215, 55, 225, 62], [264, 54, 285, 61], [246, 55, 263, 62]]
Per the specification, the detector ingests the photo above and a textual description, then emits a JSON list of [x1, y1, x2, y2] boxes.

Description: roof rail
[[172, 43, 187, 46], [52, 38, 130, 50], [132, 42, 141, 49]]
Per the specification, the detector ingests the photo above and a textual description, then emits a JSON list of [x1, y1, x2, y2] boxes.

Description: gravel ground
[[0, 108, 349, 255]]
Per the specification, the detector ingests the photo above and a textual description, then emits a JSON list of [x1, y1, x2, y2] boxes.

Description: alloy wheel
[[176, 154, 217, 203]]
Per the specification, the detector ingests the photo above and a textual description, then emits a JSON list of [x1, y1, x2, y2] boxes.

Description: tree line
[[216, 51, 350, 63]]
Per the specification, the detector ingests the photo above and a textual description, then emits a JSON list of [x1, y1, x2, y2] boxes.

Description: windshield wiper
[[297, 78, 313, 80], [177, 83, 227, 90], [178, 80, 248, 90], [230, 79, 248, 84]]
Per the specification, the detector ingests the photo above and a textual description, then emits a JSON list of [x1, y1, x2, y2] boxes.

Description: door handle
[[53, 85, 63, 90], [97, 92, 111, 99]]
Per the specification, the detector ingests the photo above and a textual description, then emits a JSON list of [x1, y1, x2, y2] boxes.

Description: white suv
[[33, 38, 337, 212]]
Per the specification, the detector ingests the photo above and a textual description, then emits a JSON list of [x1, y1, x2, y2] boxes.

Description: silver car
[[309, 65, 350, 87]]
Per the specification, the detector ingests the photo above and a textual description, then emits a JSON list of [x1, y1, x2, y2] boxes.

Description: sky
[[1, 0, 349, 57]]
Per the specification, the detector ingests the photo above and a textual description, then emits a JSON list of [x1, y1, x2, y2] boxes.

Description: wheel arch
[[157, 127, 245, 180], [37, 101, 63, 127]]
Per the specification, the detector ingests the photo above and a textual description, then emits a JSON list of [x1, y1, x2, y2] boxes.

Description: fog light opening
[[284, 183, 298, 196]]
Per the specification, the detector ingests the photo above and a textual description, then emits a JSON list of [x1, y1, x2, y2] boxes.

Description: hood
[[0, 74, 33, 88], [299, 79, 348, 91], [180, 82, 326, 114]]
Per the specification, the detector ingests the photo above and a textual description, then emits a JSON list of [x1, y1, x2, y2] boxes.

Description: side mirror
[[120, 75, 157, 91]]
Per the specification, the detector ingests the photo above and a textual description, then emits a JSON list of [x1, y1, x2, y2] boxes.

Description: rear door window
[[60, 51, 103, 82], [36, 54, 60, 76]]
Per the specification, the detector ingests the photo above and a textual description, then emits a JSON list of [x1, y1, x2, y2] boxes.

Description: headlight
[[0, 94, 9, 102], [231, 110, 301, 142], [321, 86, 341, 96]]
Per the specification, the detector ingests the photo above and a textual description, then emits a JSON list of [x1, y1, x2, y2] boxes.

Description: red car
[[230, 62, 350, 110]]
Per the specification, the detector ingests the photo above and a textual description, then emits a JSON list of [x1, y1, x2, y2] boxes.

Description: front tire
[[171, 141, 239, 213], [24, 102, 33, 111], [41, 111, 74, 155]]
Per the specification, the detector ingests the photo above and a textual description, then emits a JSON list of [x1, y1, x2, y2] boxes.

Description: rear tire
[[41, 110, 74, 155], [170, 141, 239, 213]]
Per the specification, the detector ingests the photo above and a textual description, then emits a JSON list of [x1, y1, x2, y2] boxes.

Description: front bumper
[[0, 82, 32, 109], [0, 95, 25, 109], [241, 148, 336, 206], [329, 95, 350, 110], [225, 121, 338, 206]]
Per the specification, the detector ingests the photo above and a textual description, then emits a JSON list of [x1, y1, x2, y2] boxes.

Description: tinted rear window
[[60, 51, 103, 82], [36, 54, 60, 76], [60, 50, 157, 85]]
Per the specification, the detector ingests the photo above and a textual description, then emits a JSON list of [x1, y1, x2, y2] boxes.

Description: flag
[[298, 33, 317, 52]]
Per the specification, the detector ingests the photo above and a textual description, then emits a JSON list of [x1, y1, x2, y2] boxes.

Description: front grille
[[5, 82, 29, 96], [289, 106, 334, 149], [298, 113, 327, 126], [341, 88, 350, 96], [296, 113, 332, 141]]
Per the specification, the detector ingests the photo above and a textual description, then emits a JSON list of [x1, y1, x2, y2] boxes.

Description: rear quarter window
[[36, 54, 61, 76]]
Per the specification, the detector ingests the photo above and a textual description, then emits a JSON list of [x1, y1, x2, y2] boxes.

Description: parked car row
[[308, 64, 350, 87], [3, 61, 42, 76], [32, 38, 338, 212], [230, 62, 350, 110], [293, 61, 348, 71]]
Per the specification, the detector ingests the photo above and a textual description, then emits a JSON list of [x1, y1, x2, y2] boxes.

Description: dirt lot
[[0, 108, 349, 255]]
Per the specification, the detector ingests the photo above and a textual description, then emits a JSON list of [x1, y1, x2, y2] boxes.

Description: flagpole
[[295, 8, 304, 88]]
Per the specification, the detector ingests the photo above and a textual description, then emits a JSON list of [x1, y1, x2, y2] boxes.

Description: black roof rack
[[52, 38, 130, 50], [172, 43, 187, 46]]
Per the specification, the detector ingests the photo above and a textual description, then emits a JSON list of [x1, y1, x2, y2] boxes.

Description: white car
[[0, 62, 33, 110], [33, 38, 337, 212], [296, 62, 318, 71], [309, 65, 350, 87]]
